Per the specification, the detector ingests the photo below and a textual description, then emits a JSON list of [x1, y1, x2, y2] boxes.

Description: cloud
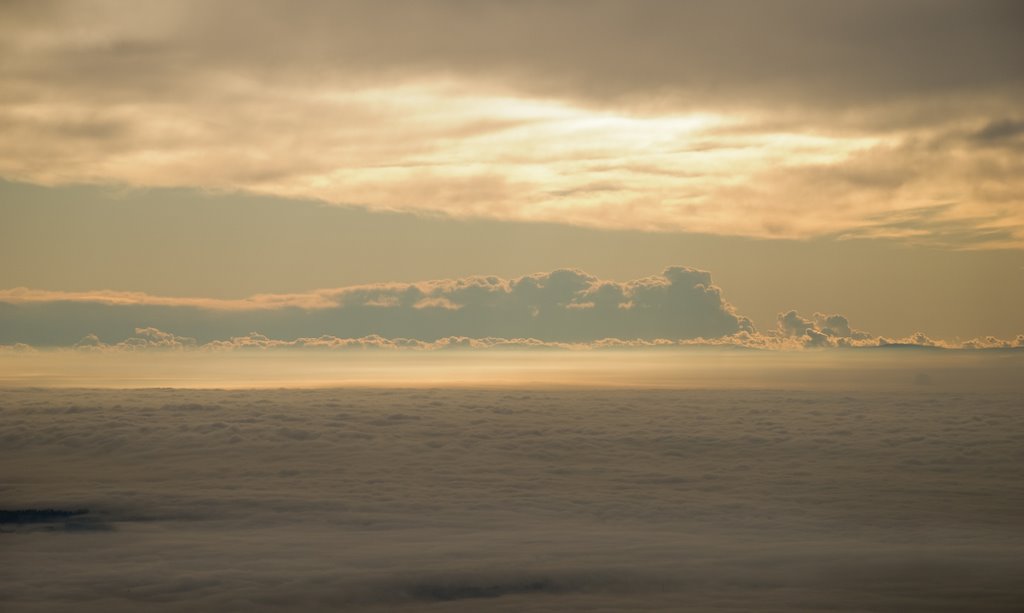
[[73, 327, 197, 351], [2, 386, 1024, 610], [4, 1, 1020, 112], [777, 309, 893, 349], [971, 118, 1024, 145], [5, 327, 1020, 356], [0, 1, 1021, 245], [0, 267, 752, 346], [769, 310, 1024, 350], [2, 265, 1020, 352], [777, 311, 874, 346], [959, 334, 1024, 350]]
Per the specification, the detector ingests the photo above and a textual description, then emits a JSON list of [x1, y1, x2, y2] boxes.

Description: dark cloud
[[0, 267, 752, 345], [971, 118, 1024, 144], [3, 0, 1021, 113]]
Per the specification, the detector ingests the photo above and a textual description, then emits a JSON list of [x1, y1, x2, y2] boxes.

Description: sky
[[3, 6, 1024, 609], [1, 0, 1023, 351]]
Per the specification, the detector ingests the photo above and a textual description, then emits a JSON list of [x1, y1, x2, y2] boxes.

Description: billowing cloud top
[[4, 266, 1021, 352], [0, 267, 752, 346], [1, 0, 1022, 246]]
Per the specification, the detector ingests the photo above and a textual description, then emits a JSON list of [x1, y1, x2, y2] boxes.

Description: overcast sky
[[1, 0, 1022, 345]]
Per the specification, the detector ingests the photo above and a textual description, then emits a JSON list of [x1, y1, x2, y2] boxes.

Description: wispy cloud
[[1, 1, 1021, 246]]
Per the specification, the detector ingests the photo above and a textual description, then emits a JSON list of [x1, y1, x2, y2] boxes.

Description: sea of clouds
[[2, 385, 1023, 611]]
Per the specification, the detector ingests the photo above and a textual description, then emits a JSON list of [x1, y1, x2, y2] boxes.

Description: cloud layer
[[1, 1, 1022, 245], [3, 266, 1021, 351], [0, 267, 752, 346], [3, 387, 1024, 610]]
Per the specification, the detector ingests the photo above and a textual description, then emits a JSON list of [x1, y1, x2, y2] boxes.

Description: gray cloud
[[0, 267, 752, 346], [777, 311, 874, 345], [2, 2, 1022, 246], [3, 0, 1021, 113], [971, 118, 1024, 144], [769, 310, 1018, 350], [2, 387, 1024, 610], [3, 268, 1021, 351], [6, 323, 1021, 356]]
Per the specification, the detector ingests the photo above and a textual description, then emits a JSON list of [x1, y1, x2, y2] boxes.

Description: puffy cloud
[[878, 332, 942, 348], [777, 311, 874, 347], [812, 314, 854, 339], [0, 267, 751, 346], [4, 266, 1019, 352], [3, 267, 1020, 352], [960, 335, 1024, 350], [777, 311, 816, 339], [118, 327, 197, 350], [770, 310, 1024, 350], [70, 327, 196, 352]]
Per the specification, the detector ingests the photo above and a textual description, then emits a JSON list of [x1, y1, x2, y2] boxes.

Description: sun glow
[[1, 70, 1015, 244]]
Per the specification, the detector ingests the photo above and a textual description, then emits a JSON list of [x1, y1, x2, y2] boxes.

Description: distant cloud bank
[[1, 267, 1020, 351], [0, 267, 750, 346]]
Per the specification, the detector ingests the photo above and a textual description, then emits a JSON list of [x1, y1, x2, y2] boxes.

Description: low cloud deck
[[2, 387, 1022, 611]]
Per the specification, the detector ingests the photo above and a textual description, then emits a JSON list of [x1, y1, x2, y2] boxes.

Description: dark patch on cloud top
[[972, 118, 1024, 144]]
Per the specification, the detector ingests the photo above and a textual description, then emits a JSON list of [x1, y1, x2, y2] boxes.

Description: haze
[[2, 2, 1022, 611]]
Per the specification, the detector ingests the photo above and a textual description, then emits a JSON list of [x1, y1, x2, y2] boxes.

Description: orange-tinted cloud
[[1, 1, 1021, 246]]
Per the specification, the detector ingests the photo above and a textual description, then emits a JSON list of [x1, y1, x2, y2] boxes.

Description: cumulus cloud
[[2, 266, 1020, 352], [775, 311, 885, 349], [73, 327, 197, 352], [0, 267, 752, 346], [767, 310, 1024, 351], [777, 311, 875, 347], [959, 334, 1024, 350]]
